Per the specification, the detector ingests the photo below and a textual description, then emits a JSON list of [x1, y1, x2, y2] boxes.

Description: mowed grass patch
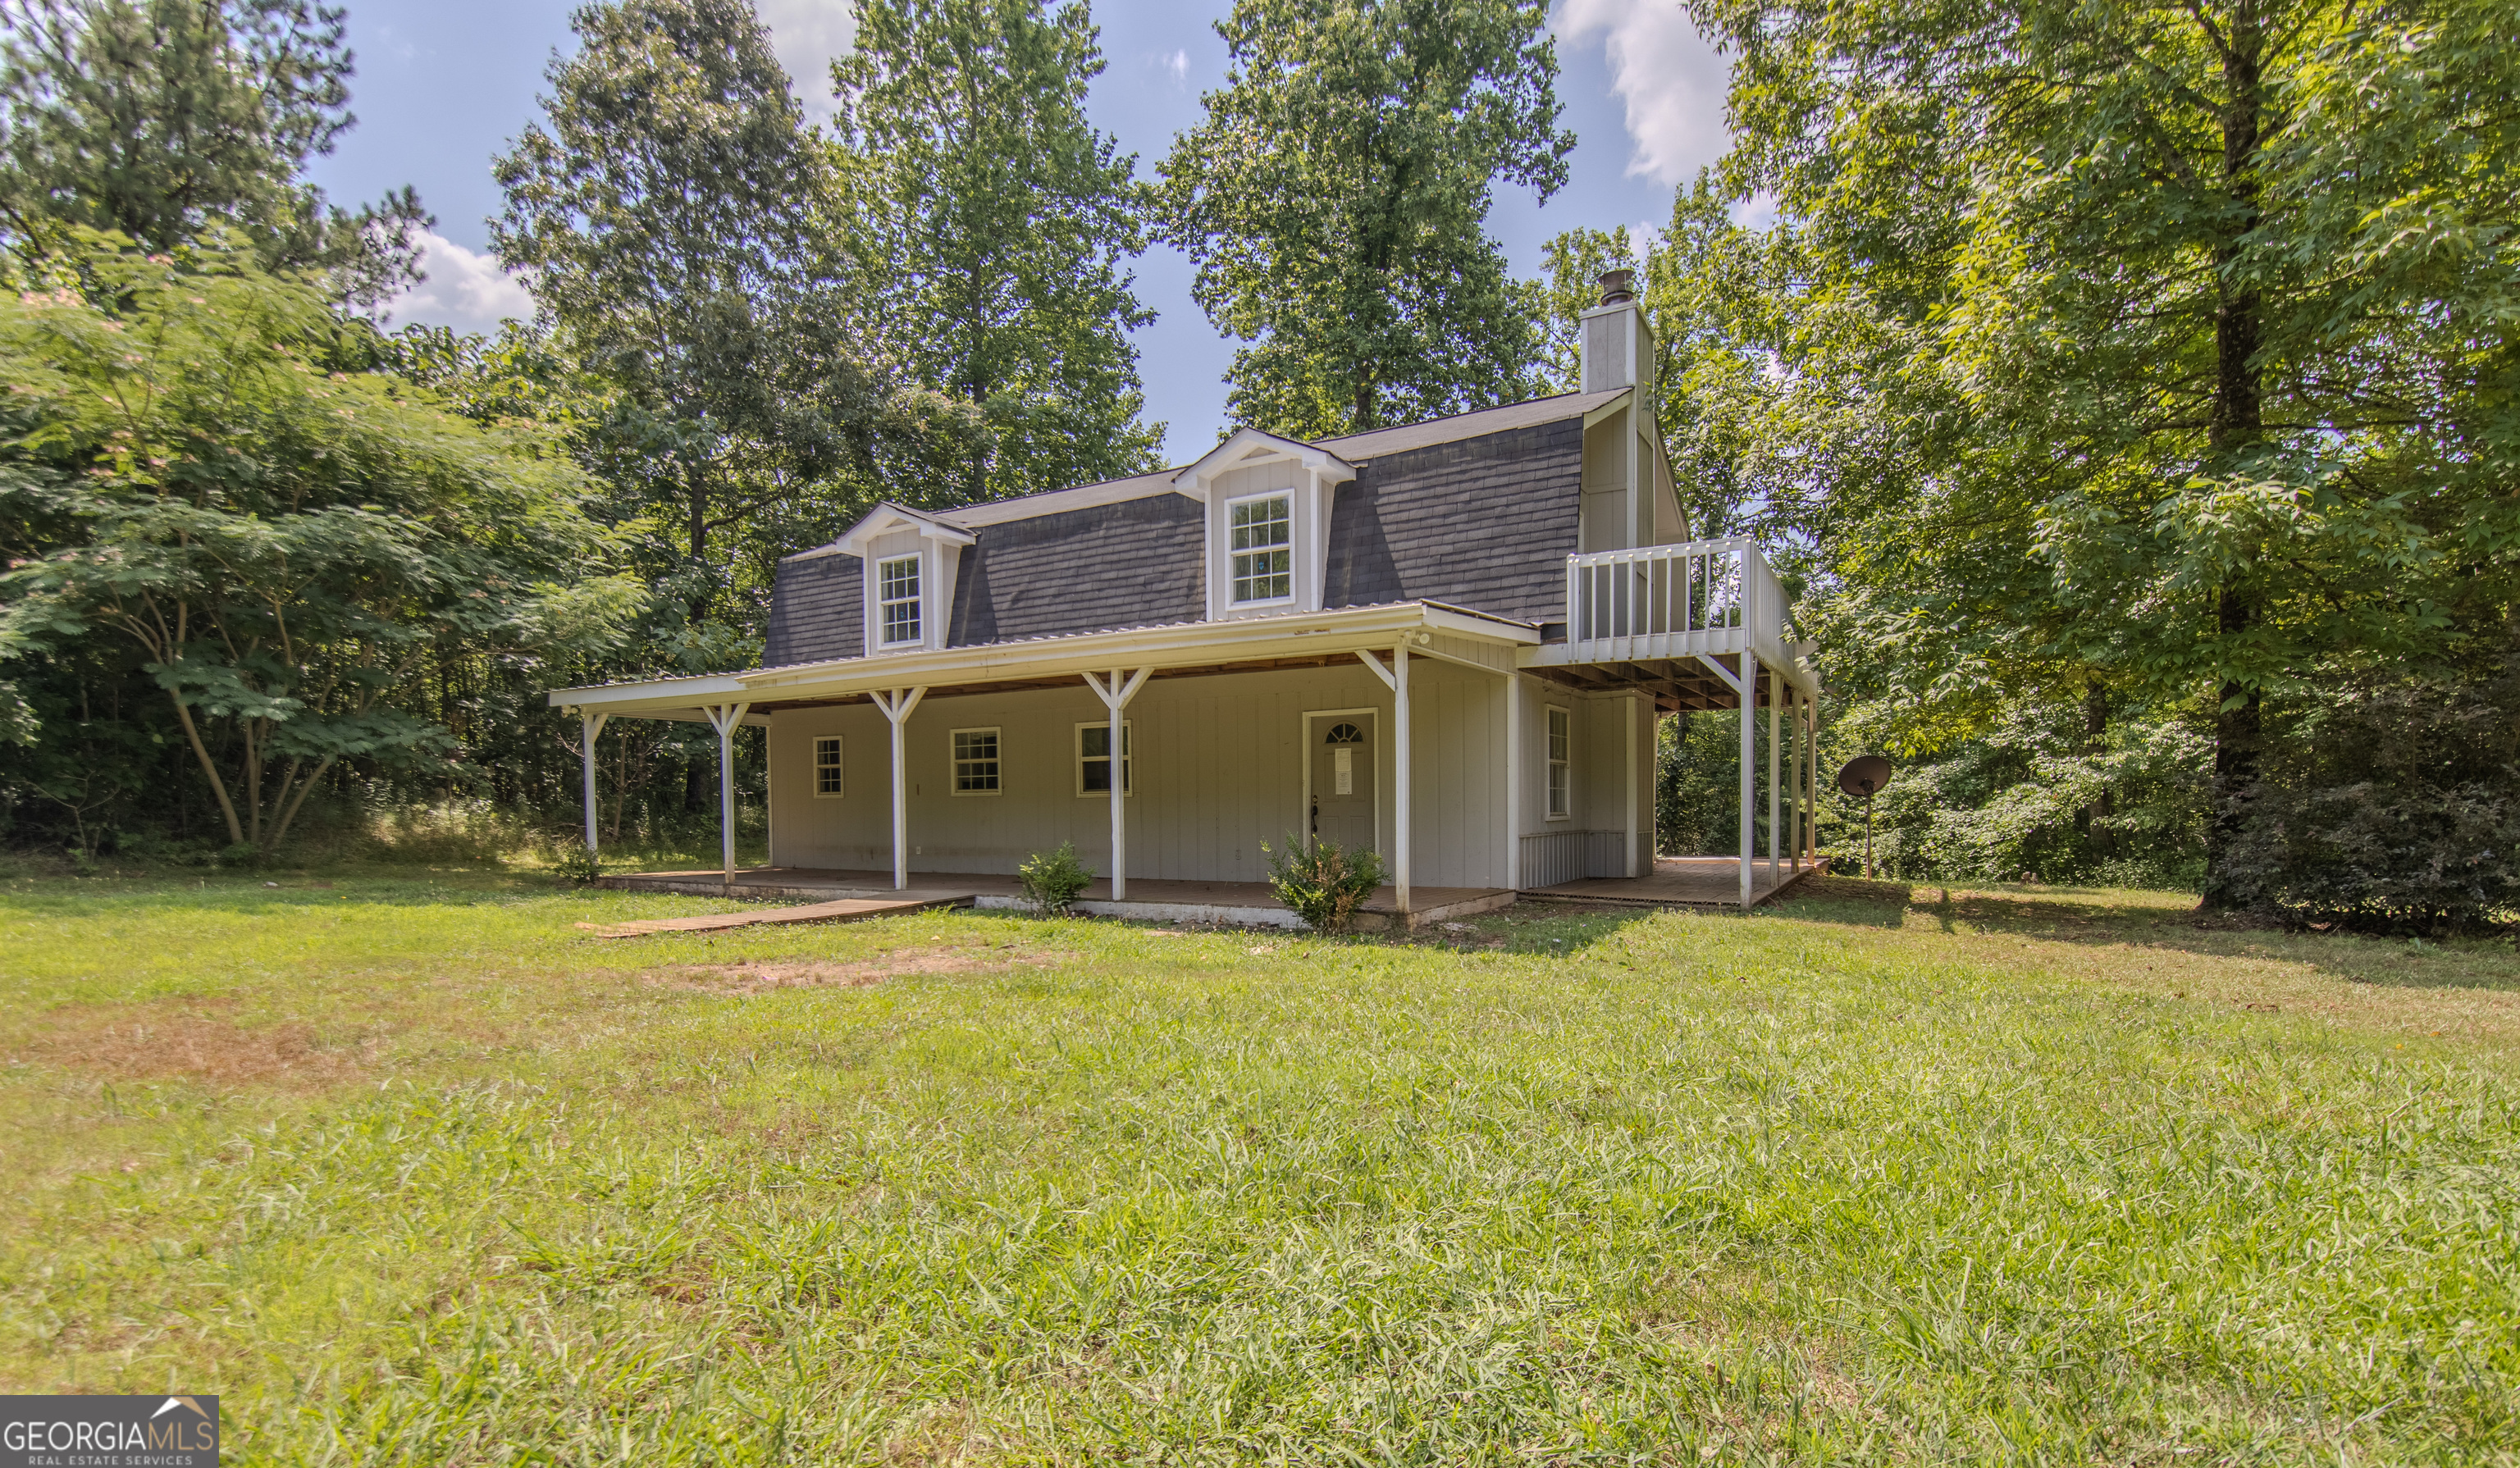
[[0, 871, 2514, 1464]]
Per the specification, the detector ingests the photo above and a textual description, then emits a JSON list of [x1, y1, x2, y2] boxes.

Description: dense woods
[[0, 0, 2509, 928]]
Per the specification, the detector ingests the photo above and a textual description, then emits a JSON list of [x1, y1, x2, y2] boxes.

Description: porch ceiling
[[1527, 653, 1792, 714]]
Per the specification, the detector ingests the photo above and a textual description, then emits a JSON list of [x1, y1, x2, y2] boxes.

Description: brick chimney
[[1578, 267, 1654, 397]]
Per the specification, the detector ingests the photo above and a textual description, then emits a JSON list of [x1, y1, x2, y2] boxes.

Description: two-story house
[[550, 272, 1821, 923]]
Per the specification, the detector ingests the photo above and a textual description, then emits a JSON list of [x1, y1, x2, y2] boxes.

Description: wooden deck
[[1523, 855, 1820, 909], [591, 868, 1512, 931]]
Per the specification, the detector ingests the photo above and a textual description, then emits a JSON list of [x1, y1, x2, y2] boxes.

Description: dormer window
[[1229, 493, 1292, 604], [878, 555, 922, 645]]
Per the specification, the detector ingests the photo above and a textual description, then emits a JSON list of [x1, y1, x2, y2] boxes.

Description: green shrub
[[551, 843, 603, 883], [1017, 842, 1094, 914], [1262, 836, 1388, 932]]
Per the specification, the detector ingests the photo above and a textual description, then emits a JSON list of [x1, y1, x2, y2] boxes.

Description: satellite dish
[[1833, 755, 1892, 878], [1837, 755, 1892, 799]]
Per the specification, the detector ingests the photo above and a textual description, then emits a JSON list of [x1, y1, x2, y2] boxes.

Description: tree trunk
[[2199, 1, 2266, 911], [2079, 677, 2113, 857], [686, 457, 712, 626]]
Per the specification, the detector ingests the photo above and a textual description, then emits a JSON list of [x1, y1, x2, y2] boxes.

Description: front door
[[1309, 717, 1376, 852]]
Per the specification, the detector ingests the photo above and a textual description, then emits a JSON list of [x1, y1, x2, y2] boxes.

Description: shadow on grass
[[1766, 875, 2520, 994]]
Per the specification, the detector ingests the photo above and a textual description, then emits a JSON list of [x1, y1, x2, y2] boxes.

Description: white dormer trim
[[831, 502, 975, 655], [1174, 428, 1358, 622]]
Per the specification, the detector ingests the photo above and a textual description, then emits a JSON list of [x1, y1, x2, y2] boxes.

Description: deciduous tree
[[829, 0, 1160, 501], [0, 0, 427, 303], [0, 237, 632, 853], [1158, 0, 1572, 438], [1693, 0, 2520, 910]]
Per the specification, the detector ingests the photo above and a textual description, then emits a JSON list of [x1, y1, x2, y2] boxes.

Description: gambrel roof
[[762, 387, 1648, 670]]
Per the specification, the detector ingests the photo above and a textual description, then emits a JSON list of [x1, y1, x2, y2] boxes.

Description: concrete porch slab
[[1522, 856, 1822, 910], [593, 868, 1510, 931]]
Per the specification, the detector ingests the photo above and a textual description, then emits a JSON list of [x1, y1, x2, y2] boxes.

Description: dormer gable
[[824, 503, 975, 654], [1171, 428, 1357, 621]]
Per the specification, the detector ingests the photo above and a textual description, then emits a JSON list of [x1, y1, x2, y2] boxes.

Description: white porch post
[[1769, 668, 1783, 889], [1624, 692, 1641, 878], [1807, 691, 1823, 865], [1502, 673, 1522, 891], [1393, 638, 1412, 914], [870, 686, 926, 891], [1739, 659, 1756, 910], [1083, 668, 1152, 900], [703, 702, 751, 882], [1789, 690, 1804, 872], [577, 709, 608, 854], [1354, 641, 1415, 914]]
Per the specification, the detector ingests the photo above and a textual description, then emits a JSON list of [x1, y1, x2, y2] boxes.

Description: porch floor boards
[[1522, 855, 1820, 908]]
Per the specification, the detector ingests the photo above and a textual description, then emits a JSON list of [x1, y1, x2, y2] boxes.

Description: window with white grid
[[877, 554, 921, 645], [813, 735, 843, 797], [1228, 493, 1291, 604], [1546, 706, 1572, 819], [952, 727, 1000, 794]]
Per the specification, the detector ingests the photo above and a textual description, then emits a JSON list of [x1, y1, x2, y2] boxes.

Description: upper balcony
[[1529, 537, 1815, 698]]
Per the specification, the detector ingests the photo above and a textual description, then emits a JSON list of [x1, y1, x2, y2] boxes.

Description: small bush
[[551, 843, 603, 884], [1263, 836, 1388, 932], [1017, 841, 1094, 914]]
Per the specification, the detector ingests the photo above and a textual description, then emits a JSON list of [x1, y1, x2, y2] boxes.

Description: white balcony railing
[[1559, 536, 1789, 671]]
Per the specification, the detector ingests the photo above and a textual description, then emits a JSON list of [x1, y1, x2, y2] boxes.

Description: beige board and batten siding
[[1205, 458, 1313, 620], [1513, 675, 1655, 886], [764, 658, 1513, 888]]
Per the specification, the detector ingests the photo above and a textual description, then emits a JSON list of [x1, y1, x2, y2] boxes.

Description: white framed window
[[877, 554, 922, 646], [1075, 721, 1133, 796], [951, 727, 1001, 794], [813, 735, 844, 797], [1227, 492, 1292, 604], [1545, 705, 1572, 819]]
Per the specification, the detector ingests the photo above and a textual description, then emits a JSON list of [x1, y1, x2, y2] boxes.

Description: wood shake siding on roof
[[949, 491, 1204, 645], [764, 553, 863, 667], [1323, 417, 1583, 623]]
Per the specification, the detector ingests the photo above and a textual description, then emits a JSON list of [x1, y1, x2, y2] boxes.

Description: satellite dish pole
[[1835, 755, 1892, 879]]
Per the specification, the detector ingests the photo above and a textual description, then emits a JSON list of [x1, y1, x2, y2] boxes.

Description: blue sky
[[307, 0, 1733, 460]]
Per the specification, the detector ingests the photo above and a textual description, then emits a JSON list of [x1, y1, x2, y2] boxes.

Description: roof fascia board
[[1581, 386, 1635, 430], [548, 674, 753, 711], [726, 604, 1532, 702], [1171, 426, 1357, 503], [829, 501, 978, 558]]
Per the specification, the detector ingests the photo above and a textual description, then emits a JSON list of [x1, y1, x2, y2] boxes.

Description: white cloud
[[754, 0, 857, 116], [1163, 48, 1189, 84], [379, 233, 536, 336], [1555, 0, 1732, 186], [1629, 220, 1664, 263]]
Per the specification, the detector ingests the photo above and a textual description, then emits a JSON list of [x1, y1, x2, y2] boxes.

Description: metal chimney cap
[[1596, 268, 1636, 305]]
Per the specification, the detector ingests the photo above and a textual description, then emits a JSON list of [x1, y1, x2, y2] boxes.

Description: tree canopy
[[1157, 0, 1571, 439], [1683, 0, 2520, 919], [0, 235, 632, 853], [0, 0, 428, 303], [829, 0, 1161, 503]]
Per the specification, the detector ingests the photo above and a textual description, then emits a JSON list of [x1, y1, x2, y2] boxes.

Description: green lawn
[[2, 869, 2514, 1465]]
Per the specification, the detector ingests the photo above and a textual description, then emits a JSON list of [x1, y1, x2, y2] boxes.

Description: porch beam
[[1082, 667, 1152, 900], [870, 686, 927, 891], [577, 709, 608, 855], [702, 701, 751, 882]]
